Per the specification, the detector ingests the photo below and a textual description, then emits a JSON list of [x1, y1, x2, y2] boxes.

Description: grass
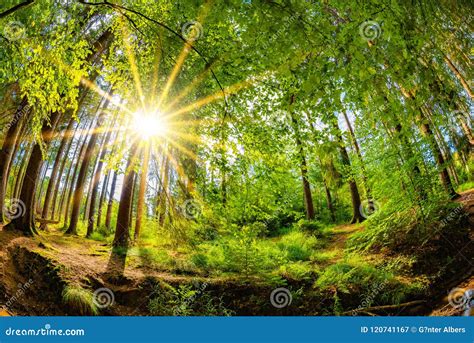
[[457, 181, 474, 193], [62, 285, 98, 315]]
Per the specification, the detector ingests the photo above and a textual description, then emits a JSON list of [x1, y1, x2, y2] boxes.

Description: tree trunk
[[39, 117, 77, 227], [444, 56, 473, 99], [66, 94, 112, 235], [158, 154, 170, 227], [13, 143, 33, 200], [113, 142, 139, 248], [418, 108, 458, 199], [105, 169, 118, 231], [86, 113, 117, 237], [51, 123, 78, 220], [97, 170, 110, 228], [342, 111, 373, 203], [332, 117, 365, 224], [289, 95, 315, 220], [134, 142, 151, 241], [5, 111, 61, 235], [59, 120, 92, 222], [0, 97, 29, 223]]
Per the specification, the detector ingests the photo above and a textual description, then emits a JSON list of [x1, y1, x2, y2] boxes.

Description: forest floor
[[0, 189, 472, 316]]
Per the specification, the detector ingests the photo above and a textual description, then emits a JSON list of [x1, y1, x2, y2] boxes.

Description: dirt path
[[325, 224, 364, 263]]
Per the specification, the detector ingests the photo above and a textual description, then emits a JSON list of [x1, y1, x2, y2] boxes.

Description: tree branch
[[0, 0, 35, 19], [77, 0, 228, 110]]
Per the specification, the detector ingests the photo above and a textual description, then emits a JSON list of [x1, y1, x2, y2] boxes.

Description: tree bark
[[134, 142, 151, 241], [60, 120, 92, 222], [66, 94, 112, 235], [0, 97, 29, 223], [332, 117, 365, 224], [39, 117, 77, 226], [97, 170, 110, 228], [86, 112, 117, 237], [418, 108, 458, 199], [113, 142, 139, 248], [289, 95, 315, 220], [105, 169, 118, 231], [5, 111, 61, 235]]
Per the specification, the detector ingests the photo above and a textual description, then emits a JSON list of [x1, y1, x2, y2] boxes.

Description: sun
[[132, 110, 168, 140]]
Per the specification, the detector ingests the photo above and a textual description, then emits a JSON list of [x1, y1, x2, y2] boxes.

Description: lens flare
[[132, 110, 167, 140]]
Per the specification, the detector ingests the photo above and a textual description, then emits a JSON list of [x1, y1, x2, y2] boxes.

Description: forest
[[0, 0, 472, 317]]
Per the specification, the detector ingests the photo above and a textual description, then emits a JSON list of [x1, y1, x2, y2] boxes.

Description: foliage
[[148, 282, 233, 316]]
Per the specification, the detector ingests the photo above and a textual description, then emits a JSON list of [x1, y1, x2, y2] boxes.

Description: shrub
[[148, 282, 233, 316]]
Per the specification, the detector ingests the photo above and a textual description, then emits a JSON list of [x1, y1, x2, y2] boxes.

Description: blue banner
[[0, 317, 472, 343]]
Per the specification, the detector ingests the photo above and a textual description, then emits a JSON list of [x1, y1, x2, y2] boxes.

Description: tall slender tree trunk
[[342, 111, 373, 204], [418, 108, 458, 199], [66, 93, 112, 235], [105, 169, 118, 231], [86, 113, 117, 237], [13, 143, 33, 200], [51, 123, 78, 220], [332, 117, 365, 224], [444, 56, 473, 99], [39, 117, 77, 226], [134, 142, 151, 241], [97, 171, 110, 228], [289, 95, 315, 220], [0, 97, 29, 223], [113, 142, 139, 248], [5, 111, 61, 235], [159, 154, 170, 227], [59, 120, 92, 222]]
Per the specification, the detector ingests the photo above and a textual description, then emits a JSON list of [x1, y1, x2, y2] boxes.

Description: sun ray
[[161, 60, 218, 113], [119, 18, 146, 109], [155, 1, 213, 109], [150, 31, 164, 106], [164, 75, 266, 120]]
